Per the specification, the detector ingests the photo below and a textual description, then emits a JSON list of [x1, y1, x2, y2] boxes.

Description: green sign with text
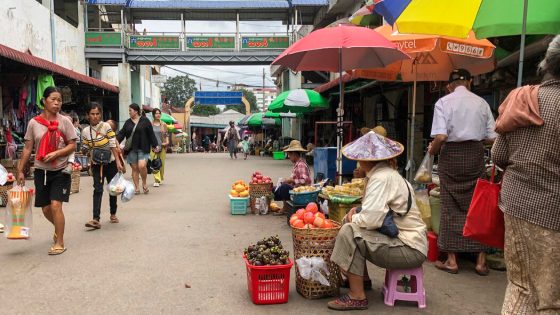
[[241, 36, 290, 49], [85, 32, 122, 46], [186, 36, 236, 49], [129, 36, 180, 49]]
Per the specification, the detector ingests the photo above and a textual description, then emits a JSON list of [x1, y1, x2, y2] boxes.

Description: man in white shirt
[[428, 69, 496, 276]]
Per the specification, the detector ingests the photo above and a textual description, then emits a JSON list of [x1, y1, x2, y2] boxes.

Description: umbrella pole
[[337, 49, 344, 185], [517, 0, 529, 87]]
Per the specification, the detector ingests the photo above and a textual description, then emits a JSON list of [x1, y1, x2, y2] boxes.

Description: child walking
[[242, 136, 250, 160]]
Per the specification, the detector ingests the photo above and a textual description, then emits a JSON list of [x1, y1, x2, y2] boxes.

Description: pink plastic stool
[[382, 267, 426, 308]]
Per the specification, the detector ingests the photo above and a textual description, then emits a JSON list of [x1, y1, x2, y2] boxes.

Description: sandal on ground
[[143, 186, 149, 194], [135, 190, 141, 195], [327, 294, 368, 311], [475, 265, 490, 276], [340, 278, 373, 290], [435, 260, 459, 274], [85, 220, 101, 229], [110, 215, 119, 224], [48, 246, 67, 256]]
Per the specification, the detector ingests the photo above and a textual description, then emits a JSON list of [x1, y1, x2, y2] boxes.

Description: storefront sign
[[85, 32, 122, 46], [441, 39, 491, 58], [186, 37, 236, 49], [241, 36, 290, 49], [129, 36, 180, 49]]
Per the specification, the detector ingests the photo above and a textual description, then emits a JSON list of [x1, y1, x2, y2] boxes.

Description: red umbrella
[[272, 25, 409, 183]]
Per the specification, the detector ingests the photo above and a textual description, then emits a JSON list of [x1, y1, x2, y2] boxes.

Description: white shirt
[[352, 162, 428, 256], [431, 86, 497, 142]]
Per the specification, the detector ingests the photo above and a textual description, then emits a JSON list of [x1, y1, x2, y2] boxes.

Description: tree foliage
[[191, 105, 221, 116], [229, 88, 258, 114], [161, 75, 197, 108]]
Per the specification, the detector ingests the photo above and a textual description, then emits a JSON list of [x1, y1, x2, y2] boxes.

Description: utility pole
[[262, 68, 266, 111]]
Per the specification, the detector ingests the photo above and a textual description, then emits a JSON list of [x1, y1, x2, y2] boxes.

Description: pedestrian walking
[[116, 104, 159, 195], [241, 136, 250, 160], [493, 36, 560, 315], [151, 108, 169, 187], [428, 69, 497, 275], [17, 86, 78, 255], [225, 121, 240, 159], [328, 131, 427, 311], [82, 103, 125, 229]]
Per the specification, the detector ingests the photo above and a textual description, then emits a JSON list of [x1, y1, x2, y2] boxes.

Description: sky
[[136, 20, 289, 91]]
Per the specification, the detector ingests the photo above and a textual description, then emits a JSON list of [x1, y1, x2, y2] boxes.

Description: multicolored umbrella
[[268, 89, 329, 114], [247, 113, 281, 127], [369, 0, 560, 86], [160, 112, 176, 125], [272, 24, 410, 183], [348, 0, 378, 26]]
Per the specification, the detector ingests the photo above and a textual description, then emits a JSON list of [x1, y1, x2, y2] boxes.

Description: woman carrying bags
[[82, 103, 125, 229], [117, 104, 159, 195], [151, 108, 169, 187], [17, 86, 78, 255]]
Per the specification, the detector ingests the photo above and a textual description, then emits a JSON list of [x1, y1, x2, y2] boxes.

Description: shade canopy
[[268, 89, 329, 113]]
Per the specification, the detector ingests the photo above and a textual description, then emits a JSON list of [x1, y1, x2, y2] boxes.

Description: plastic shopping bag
[[415, 189, 432, 229], [4, 186, 34, 240], [121, 179, 135, 203], [0, 164, 8, 186], [107, 172, 126, 196], [463, 166, 504, 248], [414, 152, 434, 184], [296, 256, 331, 286]]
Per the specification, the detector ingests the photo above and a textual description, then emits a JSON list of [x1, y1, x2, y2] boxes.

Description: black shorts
[[33, 169, 71, 208]]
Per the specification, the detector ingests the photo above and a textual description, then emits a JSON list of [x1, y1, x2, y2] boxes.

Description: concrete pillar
[[118, 62, 132, 127], [287, 71, 302, 140]]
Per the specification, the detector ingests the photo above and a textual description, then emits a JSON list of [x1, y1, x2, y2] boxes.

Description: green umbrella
[[160, 113, 176, 125], [247, 113, 281, 127], [268, 89, 329, 114]]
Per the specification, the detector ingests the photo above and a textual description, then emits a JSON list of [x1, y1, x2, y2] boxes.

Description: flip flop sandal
[[475, 266, 490, 276], [85, 220, 101, 229], [435, 261, 459, 274], [327, 294, 368, 311], [110, 216, 119, 224], [48, 246, 67, 256], [135, 190, 141, 195], [143, 186, 149, 194]]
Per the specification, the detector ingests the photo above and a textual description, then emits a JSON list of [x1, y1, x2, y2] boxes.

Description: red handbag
[[463, 165, 505, 249]]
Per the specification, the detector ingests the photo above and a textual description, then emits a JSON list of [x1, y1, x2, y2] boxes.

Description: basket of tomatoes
[[289, 202, 342, 299]]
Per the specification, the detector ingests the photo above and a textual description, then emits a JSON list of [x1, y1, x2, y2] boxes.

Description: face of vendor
[[87, 107, 102, 126], [43, 92, 62, 114], [288, 152, 300, 163]]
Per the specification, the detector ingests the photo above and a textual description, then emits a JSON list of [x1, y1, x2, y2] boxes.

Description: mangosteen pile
[[244, 235, 290, 266]]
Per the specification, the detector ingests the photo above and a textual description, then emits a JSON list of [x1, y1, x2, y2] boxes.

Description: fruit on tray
[[322, 178, 365, 197], [230, 180, 250, 197], [244, 235, 290, 266], [292, 185, 317, 193], [290, 202, 335, 229], [250, 171, 272, 185], [269, 202, 281, 212]]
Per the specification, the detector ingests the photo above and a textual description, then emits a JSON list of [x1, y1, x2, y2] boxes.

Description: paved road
[[1, 153, 506, 314]]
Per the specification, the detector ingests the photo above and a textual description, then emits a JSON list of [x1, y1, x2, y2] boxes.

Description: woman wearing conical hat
[[328, 131, 427, 311], [353, 126, 388, 179]]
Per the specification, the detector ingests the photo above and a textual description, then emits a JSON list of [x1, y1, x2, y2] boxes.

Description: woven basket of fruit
[[249, 171, 273, 213], [290, 203, 341, 299]]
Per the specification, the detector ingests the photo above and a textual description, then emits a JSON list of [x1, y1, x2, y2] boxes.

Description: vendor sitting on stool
[[274, 140, 312, 213], [353, 125, 388, 179], [328, 131, 427, 311]]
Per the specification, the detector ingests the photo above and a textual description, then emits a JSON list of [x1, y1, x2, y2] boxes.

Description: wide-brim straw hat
[[283, 140, 308, 152], [342, 131, 404, 161]]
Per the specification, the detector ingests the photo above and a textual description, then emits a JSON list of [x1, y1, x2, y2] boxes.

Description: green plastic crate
[[273, 151, 286, 160], [230, 196, 249, 215]]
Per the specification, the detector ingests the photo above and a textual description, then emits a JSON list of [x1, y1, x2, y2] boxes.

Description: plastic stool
[[382, 267, 426, 308]]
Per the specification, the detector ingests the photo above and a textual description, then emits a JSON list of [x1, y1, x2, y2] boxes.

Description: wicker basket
[[249, 182, 273, 213], [328, 201, 361, 224], [0, 183, 14, 207], [70, 170, 80, 194], [292, 222, 342, 299]]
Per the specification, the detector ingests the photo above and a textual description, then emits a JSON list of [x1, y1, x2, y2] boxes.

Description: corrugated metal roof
[[88, 0, 328, 8], [0, 44, 119, 93]]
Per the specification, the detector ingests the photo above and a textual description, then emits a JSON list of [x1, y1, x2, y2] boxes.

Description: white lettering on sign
[[396, 40, 417, 50], [446, 42, 485, 57]]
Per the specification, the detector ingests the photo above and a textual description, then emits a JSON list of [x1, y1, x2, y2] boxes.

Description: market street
[[1, 153, 507, 314]]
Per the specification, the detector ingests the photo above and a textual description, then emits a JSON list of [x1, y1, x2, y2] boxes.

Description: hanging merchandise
[[36, 74, 55, 109], [61, 86, 72, 104]]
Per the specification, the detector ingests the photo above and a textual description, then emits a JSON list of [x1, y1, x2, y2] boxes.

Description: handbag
[[463, 165, 504, 248], [89, 125, 111, 165], [123, 120, 138, 152], [149, 153, 162, 173], [377, 177, 412, 238]]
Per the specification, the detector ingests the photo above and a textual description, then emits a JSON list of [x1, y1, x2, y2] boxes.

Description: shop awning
[[0, 44, 119, 93], [314, 72, 360, 94]]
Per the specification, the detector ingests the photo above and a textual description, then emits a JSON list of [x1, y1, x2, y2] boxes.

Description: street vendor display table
[[313, 147, 357, 183]]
